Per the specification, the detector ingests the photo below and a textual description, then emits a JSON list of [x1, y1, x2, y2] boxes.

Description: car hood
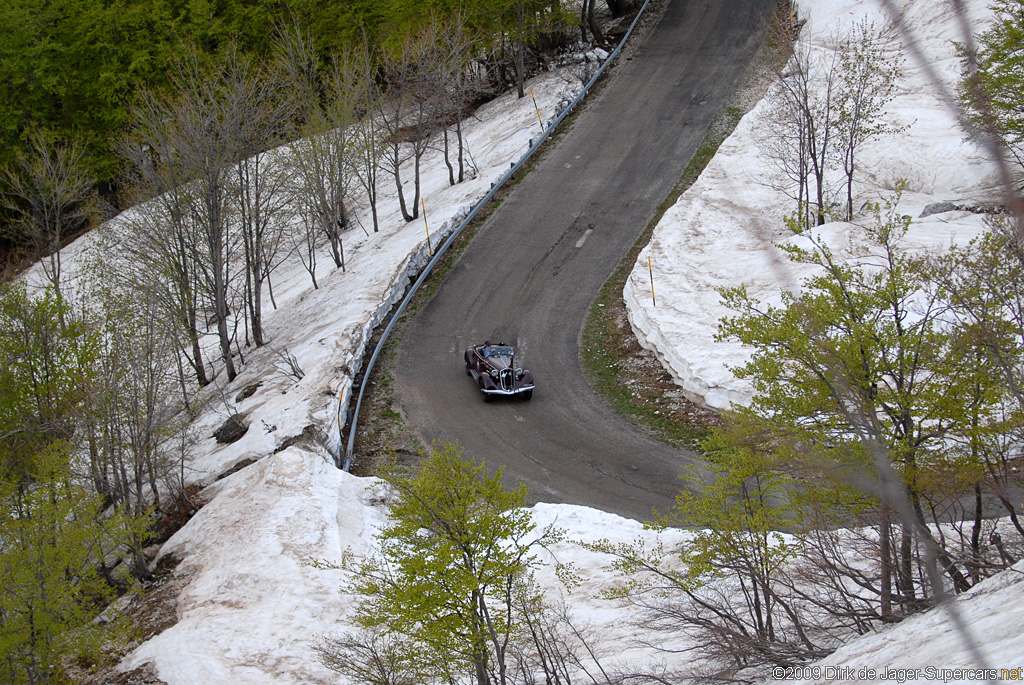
[[483, 354, 515, 371]]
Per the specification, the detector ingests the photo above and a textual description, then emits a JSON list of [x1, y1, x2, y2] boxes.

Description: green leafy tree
[[959, 0, 1024, 174], [0, 442, 147, 684], [339, 442, 564, 685], [834, 20, 903, 221], [589, 422, 833, 677], [933, 220, 1024, 543], [80, 260, 197, 579], [716, 192, 987, 615], [0, 283, 154, 681], [0, 281, 98, 484]]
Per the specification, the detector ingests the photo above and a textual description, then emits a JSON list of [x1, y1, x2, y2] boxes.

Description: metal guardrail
[[341, 0, 655, 470]]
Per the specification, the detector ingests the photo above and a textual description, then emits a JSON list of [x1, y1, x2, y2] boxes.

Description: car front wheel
[[522, 390, 533, 401], [481, 388, 491, 402]]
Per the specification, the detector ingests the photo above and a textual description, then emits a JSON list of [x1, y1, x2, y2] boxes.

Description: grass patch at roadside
[[579, 65, 773, 452]]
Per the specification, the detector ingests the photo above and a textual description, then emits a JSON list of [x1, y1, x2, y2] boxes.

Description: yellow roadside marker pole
[[530, 87, 544, 133], [422, 198, 432, 257], [649, 256, 656, 307]]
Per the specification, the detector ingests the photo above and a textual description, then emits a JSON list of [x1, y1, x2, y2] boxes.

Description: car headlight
[[489, 369, 499, 379], [515, 368, 524, 379]]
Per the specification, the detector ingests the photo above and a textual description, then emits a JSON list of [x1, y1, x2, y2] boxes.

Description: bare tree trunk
[[969, 482, 983, 584], [457, 113, 467, 183], [444, 128, 456, 187], [897, 525, 915, 609], [587, 0, 602, 45], [516, 5, 527, 98], [880, 513, 893, 618]]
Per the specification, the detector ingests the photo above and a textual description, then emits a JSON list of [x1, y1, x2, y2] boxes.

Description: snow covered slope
[[783, 559, 1024, 684], [93, 0, 1024, 680], [624, 0, 1005, 411]]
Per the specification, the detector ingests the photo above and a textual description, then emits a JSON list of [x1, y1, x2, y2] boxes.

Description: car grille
[[499, 368, 514, 392]]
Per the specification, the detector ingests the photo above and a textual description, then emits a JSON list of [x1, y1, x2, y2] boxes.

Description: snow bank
[[120, 456, 692, 683], [120, 448, 388, 683], [76, 0, 1021, 679], [624, 0, 1006, 411], [782, 558, 1024, 684], [101, 67, 587, 681]]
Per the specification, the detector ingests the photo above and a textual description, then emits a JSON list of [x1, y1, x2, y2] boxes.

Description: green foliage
[[959, 0, 1024, 173], [348, 442, 563, 683], [0, 0, 181, 183], [0, 0, 580, 193], [716, 190, 978, 478], [929, 218, 1024, 537], [586, 421, 822, 670], [588, 191, 1019, 671], [0, 442, 145, 684], [0, 283, 154, 680], [712, 188, 1012, 607], [834, 20, 903, 220], [0, 281, 98, 483], [665, 433, 799, 591]]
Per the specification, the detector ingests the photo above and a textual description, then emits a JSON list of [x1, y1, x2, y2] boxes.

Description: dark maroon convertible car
[[464, 341, 534, 401]]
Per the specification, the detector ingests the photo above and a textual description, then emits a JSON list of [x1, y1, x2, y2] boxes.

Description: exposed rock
[[79, 662, 167, 685], [215, 456, 258, 481], [213, 414, 248, 444], [234, 382, 261, 403], [920, 201, 1005, 218], [274, 424, 328, 454], [920, 201, 957, 217]]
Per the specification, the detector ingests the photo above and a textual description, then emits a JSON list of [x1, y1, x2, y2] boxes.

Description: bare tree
[[155, 51, 243, 382], [281, 26, 369, 264], [757, 27, 844, 230], [759, 18, 905, 228], [835, 20, 904, 220], [581, 0, 603, 45], [378, 24, 449, 223], [88, 277, 185, 579], [315, 628, 426, 685], [1, 129, 95, 303], [124, 48, 275, 384], [351, 114, 384, 233], [280, 26, 385, 236], [296, 55, 368, 270], [289, 170, 322, 290], [118, 130, 211, 390], [436, 15, 488, 187], [223, 50, 296, 347], [344, 38, 386, 233]]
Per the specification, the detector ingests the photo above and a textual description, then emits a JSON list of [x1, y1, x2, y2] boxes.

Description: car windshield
[[481, 345, 513, 358]]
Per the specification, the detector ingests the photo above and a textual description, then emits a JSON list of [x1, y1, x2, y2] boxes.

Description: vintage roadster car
[[464, 341, 534, 401]]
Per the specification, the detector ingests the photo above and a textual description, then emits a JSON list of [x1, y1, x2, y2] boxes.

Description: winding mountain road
[[394, 0, 773, 522]]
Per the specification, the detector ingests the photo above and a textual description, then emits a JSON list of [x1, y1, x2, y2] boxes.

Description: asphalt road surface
[[394, 0, 774, 522]]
